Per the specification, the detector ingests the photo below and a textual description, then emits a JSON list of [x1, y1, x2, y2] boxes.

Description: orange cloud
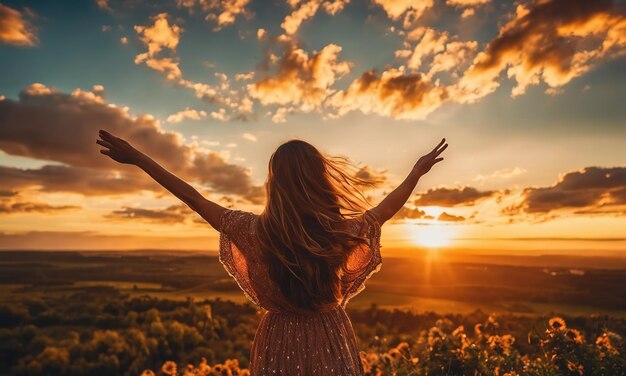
[[282, 0, 321, 35], [134, 13, 182, 80], [373, 0, 433, 21], [437, 211, 465, 222], [166, 108, 208, 123], [391, 206, 432, 222], [326, 67, 447, 120], [279, 0, 350, 36], [176, 0, 251, 31], [396, 27, 478, 78], [0, 194, 80, 215], [414, 186, 496, 206], [0, 4, 37, 46], [248, 43, 351, 112], [445, 0, 489, 18], [133, 14, 253, 119], [456, 0, 626, 102], [354, 166, 387, 187], [373, 0, 433, 27]]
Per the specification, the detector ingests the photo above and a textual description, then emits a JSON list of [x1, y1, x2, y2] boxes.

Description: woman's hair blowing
[[256, 140, 377, 311]]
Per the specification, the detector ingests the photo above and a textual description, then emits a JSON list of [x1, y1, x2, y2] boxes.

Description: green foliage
[[0, 290, 259, 376], [1, 290, 624, 375]]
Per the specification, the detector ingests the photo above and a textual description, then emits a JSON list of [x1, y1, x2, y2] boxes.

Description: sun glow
[[411, 225, 454, 248]]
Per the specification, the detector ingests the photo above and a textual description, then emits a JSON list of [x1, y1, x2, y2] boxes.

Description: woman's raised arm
[[369, 138, 448, 225], [96, 129, 227, 231]]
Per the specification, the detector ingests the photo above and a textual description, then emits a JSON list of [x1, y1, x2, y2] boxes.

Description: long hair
[[256, 140, 377, 311]]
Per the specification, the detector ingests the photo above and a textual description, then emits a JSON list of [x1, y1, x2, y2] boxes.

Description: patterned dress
[[218, 209, 382, 376]]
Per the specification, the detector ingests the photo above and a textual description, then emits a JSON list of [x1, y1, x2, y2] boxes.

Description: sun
[[411, 225, 454, 248]]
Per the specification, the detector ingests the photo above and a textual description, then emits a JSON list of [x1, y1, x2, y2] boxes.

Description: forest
[[0, 251, 624, 375]]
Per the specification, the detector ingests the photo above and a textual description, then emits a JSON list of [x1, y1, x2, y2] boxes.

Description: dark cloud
[[0, 189, 80, 215], [104, 204, 200, 224], [391, 206, 433, 222], [0, 164, 160, 196], [414, 186, 496, 206], [511, 166, 626, 214], [0, 200, 80, 214], [0, 84, 263, 202], [0, 230, 215, 250], [0, 190, 18, 197], [354, 165, 387, 187], [437, 211, 465, 222]]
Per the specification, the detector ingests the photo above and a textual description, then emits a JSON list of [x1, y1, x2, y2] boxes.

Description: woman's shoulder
[[220, 209, 259, 235], [343, 210, 379, 232]]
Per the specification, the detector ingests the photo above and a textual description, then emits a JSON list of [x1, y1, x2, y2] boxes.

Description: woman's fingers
[[99, 129, 119, 143], [96, 139, 112, 149], [431, 138, 446, 153], [435, 143, 448, 156]]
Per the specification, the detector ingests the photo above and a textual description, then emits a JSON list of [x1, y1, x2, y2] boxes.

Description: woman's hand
[[96, 129, 144, 165], [413, 138, 448, 176]]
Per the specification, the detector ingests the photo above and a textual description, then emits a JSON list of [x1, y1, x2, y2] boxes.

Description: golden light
[[411, 225, 454, 248]]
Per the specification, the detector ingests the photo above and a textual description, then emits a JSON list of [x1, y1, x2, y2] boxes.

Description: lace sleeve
[[218, 209, 261, 307], [340, 210, 382, 307]]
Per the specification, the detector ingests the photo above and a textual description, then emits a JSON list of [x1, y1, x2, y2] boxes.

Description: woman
[[96, 130, 447, 375]]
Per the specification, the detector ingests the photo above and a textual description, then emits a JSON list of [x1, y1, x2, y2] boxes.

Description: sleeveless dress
[[218, 209, 382, 376]]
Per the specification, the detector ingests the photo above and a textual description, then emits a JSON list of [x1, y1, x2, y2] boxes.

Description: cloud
[[437, 211, 465, 222], [282, 0, 321, 35], [235, 72, 255, 81], [508, 166, 626, 214], [269, 107, 289, 123], [414, 186, 496, 206], [0, 230, 216, 250], [133, 14, 253, 120], [322, 0, 350, 15], [336, 0, 624, 121], [326, 66, 448, 120], [391, 206, 432, 222], [455, 0, 626, 102], [473, 167, 527, 184], [372, 0, 433, 22], [248, 43, 352, 112], [401, 28, 449, 70], [176, 0, 251, 31], [280, 0, 350, 36], [242, 133, 257, 142], [166, 108, 208, 123], [0, 164, 160, 196], [445, 0, 490, 18], [104, 204, 201, 224], [0, 197, 80, 215], [0, 4, 37, 46], [395, 27, 478, 78], [96, 0, 111, 11], [134, 13, 182, 80], [0, 83, 264, 203], [354, 165, 387, 186], [446, 0, 489, 6]]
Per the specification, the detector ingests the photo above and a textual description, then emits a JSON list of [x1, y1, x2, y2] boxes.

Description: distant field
[[1, 250, 625, 316]]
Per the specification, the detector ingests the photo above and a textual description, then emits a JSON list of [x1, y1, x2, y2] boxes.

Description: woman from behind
[[96, 130, 447, 375]]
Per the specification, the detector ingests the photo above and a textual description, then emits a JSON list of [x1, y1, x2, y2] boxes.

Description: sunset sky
[[1, 0, 625, 253]]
